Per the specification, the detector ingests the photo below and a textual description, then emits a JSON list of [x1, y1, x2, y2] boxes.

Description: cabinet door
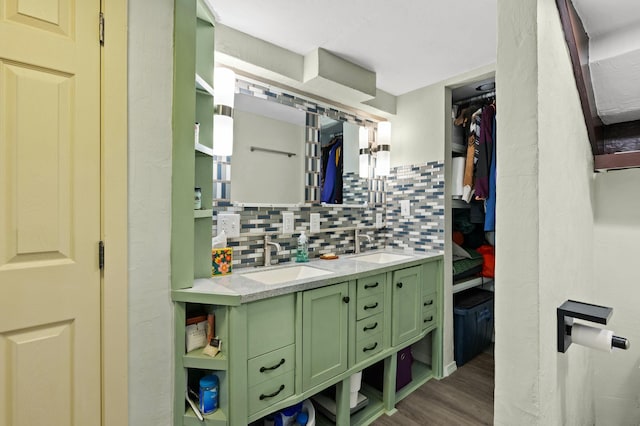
[[302, 282, 349, 390], [247, 294, 296, 358], [422, 259, 441, 296], [392, 266, 422, 346]]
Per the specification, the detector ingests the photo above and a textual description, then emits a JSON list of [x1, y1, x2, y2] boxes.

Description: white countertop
[[172, 249, 443, 305]]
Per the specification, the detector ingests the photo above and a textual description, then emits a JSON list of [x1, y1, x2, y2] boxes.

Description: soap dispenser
[[296, 231, 309, 263]]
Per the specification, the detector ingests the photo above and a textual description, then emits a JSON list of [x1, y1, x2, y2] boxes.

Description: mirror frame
[[213, 76, 386, 207]]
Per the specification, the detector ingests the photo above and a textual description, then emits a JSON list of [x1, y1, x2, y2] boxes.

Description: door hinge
[[99, 241, 105, 270], [99, 12, 105, 45]]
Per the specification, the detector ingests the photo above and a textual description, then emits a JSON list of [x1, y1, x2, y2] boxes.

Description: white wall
[[537, 0, 596, 422], [495, 0, 596, 423], [128, 0, 174, 425], [392, 64, 495, 167], [593, 169, 640, 425]]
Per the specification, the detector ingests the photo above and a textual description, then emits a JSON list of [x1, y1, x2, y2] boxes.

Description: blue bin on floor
[[453, 288, 494, 367]]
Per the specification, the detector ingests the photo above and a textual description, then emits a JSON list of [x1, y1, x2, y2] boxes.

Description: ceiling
[[573, 0, 640, 124], [210, 0, 496, 97], [212, 0, 639, 124]]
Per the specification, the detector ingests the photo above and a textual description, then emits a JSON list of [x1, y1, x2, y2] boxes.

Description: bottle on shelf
[[194, 187, 202, 209], [296, 231, 309, 263], [199, 374, 219, 415]]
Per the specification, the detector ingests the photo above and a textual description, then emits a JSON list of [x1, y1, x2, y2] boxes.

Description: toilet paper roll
[[451, 157, 465, 198], [571, 323, 613, 352]]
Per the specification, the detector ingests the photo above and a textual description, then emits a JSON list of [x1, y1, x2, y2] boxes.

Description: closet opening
[[445, 75, 496, 418]]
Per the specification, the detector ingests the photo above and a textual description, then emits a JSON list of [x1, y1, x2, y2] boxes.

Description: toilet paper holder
[[557, 300, 630, 353]]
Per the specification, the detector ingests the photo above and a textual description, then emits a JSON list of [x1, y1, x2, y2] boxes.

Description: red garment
[[452, 231, 464, 246], [476, 245, 495, 278]]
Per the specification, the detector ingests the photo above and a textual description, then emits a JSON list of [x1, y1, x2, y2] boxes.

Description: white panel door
[[0, 0, 102, 425]]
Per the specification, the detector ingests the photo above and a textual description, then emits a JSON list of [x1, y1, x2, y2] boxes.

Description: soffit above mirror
[[214, 24, 396, 117]]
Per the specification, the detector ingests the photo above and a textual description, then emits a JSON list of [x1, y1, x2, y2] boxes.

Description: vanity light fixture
[[359, 126, 369, 179], [213, 67, 236, 156], [375, 121, 391, 177]]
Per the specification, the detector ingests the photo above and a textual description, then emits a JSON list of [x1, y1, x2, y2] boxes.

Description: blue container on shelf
[[199, 374, 219, 415], [453, 288, 494, 367]]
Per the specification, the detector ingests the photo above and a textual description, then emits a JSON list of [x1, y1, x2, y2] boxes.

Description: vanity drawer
[[357, 273, 385, 298], [248, 344, 295, 388], [355, 333, 384, 364], [247, 294, 296, 359], [422, 307, 437, 331], [248, 371, 295, 416], [356, 313, 384, 342], [356, 293, 384, 320], [422, 292, 436, 311]]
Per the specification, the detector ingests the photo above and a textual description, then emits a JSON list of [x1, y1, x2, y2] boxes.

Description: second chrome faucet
[[263, 235, 282, 266], [354, 228, 372, 254]]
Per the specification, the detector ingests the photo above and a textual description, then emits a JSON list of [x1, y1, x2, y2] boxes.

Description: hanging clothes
[[475, 104, 496, 199], [484, 112, 497, 231], [462, 108, 482, 202], [321, 135, 343, 203]]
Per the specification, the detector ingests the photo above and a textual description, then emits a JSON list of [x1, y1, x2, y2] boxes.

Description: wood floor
[[372, 352, 494, 426]]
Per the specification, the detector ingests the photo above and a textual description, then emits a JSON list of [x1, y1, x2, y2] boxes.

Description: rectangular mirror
[[216, 77, 384, 207], [231, 93, 306, 204]]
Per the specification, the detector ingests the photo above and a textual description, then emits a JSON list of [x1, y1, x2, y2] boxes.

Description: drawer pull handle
[[396, 282, 403, 288], [363, 322, 378, 331], [364, 282, 379, 289], [423, 316, 434, 323], [343, 296, 350, 304], [363, 342, 378, 352], [424, 300, 434, 306], [364, 302, 379, 310], [259, 384, 285, 400], [260, 358, 285, 373]]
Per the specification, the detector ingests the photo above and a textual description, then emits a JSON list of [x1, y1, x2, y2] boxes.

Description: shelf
[[183, 348, 228, 370], [183, 406, 227, 426], [311, 382, 385, 426], [451, 198, 470, 209], [395, 360, 433, 403], [452, 276, 493, 294], [195, 142, 214, 157], [452, 143, 467, 154], [350, 384, 386, 426], [195, 73, 214, 97], [194, 209, 213, 219]]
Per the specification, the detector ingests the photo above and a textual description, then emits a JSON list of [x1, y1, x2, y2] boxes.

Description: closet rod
[[454, 90, 496, 105], [250, 146, 297, 157]]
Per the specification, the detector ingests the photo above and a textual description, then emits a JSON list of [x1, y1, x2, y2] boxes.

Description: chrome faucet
[[354, 229, 373, 254], [263, 235, 282, 266]]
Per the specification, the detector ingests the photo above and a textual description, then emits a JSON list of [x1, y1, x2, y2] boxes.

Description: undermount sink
[[242, 265, 333, 285], [353, 252, 413, 264]]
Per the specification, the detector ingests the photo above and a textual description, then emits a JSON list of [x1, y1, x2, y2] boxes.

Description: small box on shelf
[[212, 248, 233, 276]]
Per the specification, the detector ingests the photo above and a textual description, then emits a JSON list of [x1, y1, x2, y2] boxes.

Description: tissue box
[[212, 248, 233, 276]]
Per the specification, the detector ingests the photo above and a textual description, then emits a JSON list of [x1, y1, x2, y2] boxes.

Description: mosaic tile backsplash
[[384, 161, 445, 253], [212, 161, 444, 270], [213, 203, 386, 268]]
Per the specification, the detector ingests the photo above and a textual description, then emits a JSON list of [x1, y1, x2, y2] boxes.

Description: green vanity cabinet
[[173, 256, 443, 425], [391, 265, 422, 346], [302, 282, 350, 391]]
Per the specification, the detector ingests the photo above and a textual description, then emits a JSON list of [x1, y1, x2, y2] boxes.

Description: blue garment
[[484, 114, 496, 231], [321, 142, 341, 203]]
